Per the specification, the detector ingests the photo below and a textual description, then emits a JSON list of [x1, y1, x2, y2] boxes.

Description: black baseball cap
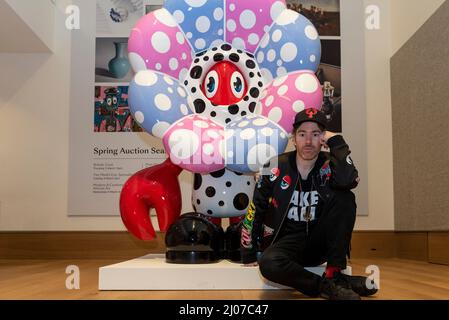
[[293, 108, 327, 130]]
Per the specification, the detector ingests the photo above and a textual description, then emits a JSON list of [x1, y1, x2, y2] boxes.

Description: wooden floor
[[1, 258, 449, 299]]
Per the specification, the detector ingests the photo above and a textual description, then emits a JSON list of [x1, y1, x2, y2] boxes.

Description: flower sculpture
[[120, 0, 323, 242]]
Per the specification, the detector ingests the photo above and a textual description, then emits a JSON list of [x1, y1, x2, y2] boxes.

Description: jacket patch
[[319, 161, 332, 185], [271, 197, 279, 208], [263, 224, 274, 237], [281, 175, 292, 190], [270, 167, 280, 182], [346, 155, 353, 165]]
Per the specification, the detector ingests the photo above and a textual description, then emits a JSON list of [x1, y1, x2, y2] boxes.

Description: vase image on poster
[[96, 37, 134, 83], [94, 86, 143, 132], [96, 0, 144, 36]]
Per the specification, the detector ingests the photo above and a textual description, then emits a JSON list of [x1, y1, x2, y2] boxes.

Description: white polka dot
[[164, 76, 174, 85], [214, 7, 223, 21], [229, 3, 235, 11], [134, 111, 144, 124], [168, 129, 199, 159], [218, 29, 224, 36], [207, 130, 219, 139], [264, 25, 270, 33], [179, 68, 189, 81], [273, 75, 288, 87], [154, 9, 177, 27], [268, 107, 282, 123], [277, 85, 288, 96], [277, 67, 287, 76], [257, 51, 265, 63], [272, 29, 282, 42], [182, 53, 187, 60], [248, 33, 259, 45], [135, 70, 158, 86], [267, 49, 276, 62], [238, 120, 250, 128], [177, 87, 187, 97], [176, 32, 185, 45], [261, 68, 273, 83], [293, 100, 305, 112], [310, 55, 316, 62], [152, 121, 170, 138], [265, 96, 274, 107], [281, 42, 297, 62], [227, 19, 236, 32], [151, 32, 171, 53], [240, 128, 256, 140], [253, 118, 269, 126], [210, 39, 224, 48], [280, 132, 287, 139], [232, 37, 245, 49], [195, 38, 206, 49], [259, 34, 270, 48], [247, 144, 277, 172], [186, 32, 193, 39], [129, 53, 147, 72], [172, 10, 185, 24], [295, 73, 319, 93], [194, 120, 209, 128], [203, 143, 214, 155], [240, 10, 256, 30], [277, 60, 283, 66], [169, 58, 178, 71], [196, 16, 210, 33], [154, 94, 172, 111], [261, 127, 274, 137], [185, 0, 207, 8], [155, 63, 162, 70], [305, 25, 318, 40], [180, 104, 189, 115], [270, 1, 286, 21], [276, 9, 299, 26], [168, 87, 174, 93]]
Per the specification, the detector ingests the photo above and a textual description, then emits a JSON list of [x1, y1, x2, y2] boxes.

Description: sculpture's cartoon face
[[202, 61, 247, 106]]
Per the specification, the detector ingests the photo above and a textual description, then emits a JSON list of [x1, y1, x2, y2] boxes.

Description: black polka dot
[[257, 72, 262, 77], [191, 87, 197, 93], [247, 181, 251, 185], [241, 111, 247, 116], [226, 181, 232, 187], [258, 82, 263, 87], [213, 53, 224, 62], [194, 58, 200, 63], [196, 199, 201, 205], [212, 47, 218, 51], [207, 210, 213, 215], [184, 80, 188, 85], [190, 66, 203, 79], [246, 52, 255, 58], [250, 88, 260, 98], [196, 50, 207, 57], [249, 72, 255, 78], [243, 96, 249, 102], [194, 99, 206, 113], [210, 168, 226, 178], [225, 118, 231, 124], [219, 201, 224, 206], [249, 102, 256, 113], [221, 44, 232, 51], [194, 174, 202, 190], [246, 60, 256, 69], [229, 53, 240, 62], [203, 56, 209, 61], [206, 186, 216, 197], [234, 171, 243, 176], [210, 111, 216, 117], [233, 193, 249, 211], [228, 104, 239, 115]]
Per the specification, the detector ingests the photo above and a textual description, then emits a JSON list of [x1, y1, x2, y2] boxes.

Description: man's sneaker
[[320, 272, 361, 300], [341, 274, 378, 297]]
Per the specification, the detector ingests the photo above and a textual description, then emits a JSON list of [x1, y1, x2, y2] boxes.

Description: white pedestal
[[99, 254, 352, 290]]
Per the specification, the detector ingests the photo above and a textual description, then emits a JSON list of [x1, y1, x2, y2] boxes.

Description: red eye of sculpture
[[202, 61, 247, 105]]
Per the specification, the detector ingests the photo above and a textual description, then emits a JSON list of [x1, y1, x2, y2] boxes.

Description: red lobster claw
[[120, 158, 183, 240]]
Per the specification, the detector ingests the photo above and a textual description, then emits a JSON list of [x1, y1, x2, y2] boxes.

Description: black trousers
[[258, 190, 357, 297]]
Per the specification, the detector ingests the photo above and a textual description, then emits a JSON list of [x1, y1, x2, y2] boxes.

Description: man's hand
[[243, 262, 258, 267], [321, 131, 337, 150]]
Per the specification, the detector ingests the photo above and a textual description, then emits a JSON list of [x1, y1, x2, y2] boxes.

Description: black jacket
[[240, 135, 359, 264]]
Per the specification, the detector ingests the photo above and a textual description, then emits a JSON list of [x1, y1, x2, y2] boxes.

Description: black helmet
[[224, 221, 243, 262], [165, 212, 224, 264]]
